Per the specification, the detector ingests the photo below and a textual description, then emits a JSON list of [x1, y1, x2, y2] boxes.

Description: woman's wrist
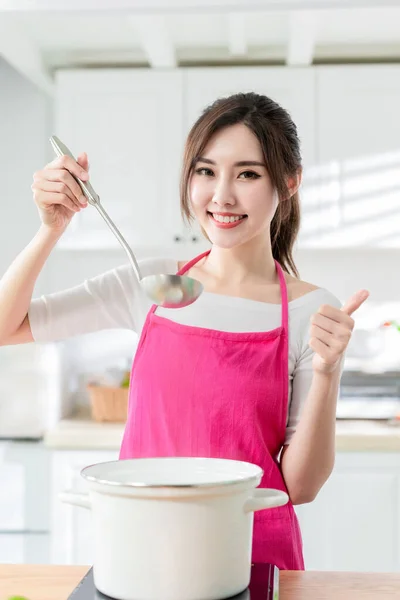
[[37, 223, 67, 245]]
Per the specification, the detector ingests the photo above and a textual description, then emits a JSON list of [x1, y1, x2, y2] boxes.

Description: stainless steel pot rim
[[81, 456, 264, 489]]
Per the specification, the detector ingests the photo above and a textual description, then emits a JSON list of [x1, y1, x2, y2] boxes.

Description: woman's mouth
[[208, 212, 247, 229]]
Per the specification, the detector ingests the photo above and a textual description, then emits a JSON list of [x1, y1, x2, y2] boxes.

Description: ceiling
[[1, 1, 400, 96]]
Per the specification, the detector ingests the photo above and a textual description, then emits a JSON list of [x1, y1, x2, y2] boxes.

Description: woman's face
[[189, 123, 279, 250]]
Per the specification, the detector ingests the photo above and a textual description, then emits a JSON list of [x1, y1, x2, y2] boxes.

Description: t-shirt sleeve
[[28, 257, 178, 343], [284, 289, 343, 444]]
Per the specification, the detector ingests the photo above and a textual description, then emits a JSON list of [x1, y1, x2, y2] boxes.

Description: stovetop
[[68, 563, 279, 600]]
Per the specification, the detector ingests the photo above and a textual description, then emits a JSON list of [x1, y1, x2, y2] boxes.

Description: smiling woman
[[0, 90, 368, 572], [180, 93, 302, 275]]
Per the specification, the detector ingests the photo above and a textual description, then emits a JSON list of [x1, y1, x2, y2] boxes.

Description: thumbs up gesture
[[310, 290, 370, 374]]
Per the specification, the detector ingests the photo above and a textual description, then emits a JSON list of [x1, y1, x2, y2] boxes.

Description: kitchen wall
[[0, 59, 53, 294]]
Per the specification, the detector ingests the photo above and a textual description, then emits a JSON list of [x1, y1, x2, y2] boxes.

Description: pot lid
[[81, 457, 263, 488]]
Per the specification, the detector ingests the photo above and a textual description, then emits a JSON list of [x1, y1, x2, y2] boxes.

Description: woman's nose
[[212, 180, 235, 207]]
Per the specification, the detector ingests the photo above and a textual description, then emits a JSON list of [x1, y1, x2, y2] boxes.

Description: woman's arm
[[281, 289, 369, 505], [0, 225, 63, 345], [0, 153, 89, 345], [280, 366, 340, 504]]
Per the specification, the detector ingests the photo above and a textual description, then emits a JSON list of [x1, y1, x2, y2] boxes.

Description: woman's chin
[[205, 231, 249, 250]]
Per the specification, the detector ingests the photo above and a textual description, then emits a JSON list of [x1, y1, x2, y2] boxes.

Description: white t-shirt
[[28, 257, 341, 444]]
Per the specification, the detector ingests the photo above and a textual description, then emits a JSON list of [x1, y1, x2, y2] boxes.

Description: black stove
[[68, 564, 279, 600]]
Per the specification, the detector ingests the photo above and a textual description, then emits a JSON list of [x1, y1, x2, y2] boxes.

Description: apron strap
[[177, 250, 211, 276], [274, 260, 289, 333]]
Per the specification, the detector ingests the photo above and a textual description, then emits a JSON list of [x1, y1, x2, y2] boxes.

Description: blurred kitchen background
[[1, 0, 400, 574]]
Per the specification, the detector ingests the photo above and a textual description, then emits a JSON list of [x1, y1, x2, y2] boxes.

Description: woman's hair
[[180, 92, 302, 277]]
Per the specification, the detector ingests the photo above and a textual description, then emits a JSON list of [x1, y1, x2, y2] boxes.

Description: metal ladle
[[49, 136, 203, 309]]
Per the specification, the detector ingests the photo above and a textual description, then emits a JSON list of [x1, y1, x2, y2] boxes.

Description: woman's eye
[[238, 171, 261, 179], [195, 167, 214, 176]]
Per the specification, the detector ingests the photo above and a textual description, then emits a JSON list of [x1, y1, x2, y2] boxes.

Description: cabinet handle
[[174, 235, 182, 243], [191, 236, 199, 243]]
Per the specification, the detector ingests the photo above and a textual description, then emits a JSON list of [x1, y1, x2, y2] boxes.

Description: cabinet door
[[0, 441, 50, 533], [0, 533, 49, 564], [55, 69, 185, 250], [0, 444, 24, 531], [295, 452, 400, 572], [183, 67, 317, 248], [314, 65, 400, 248], [50, 450, 118, 565]]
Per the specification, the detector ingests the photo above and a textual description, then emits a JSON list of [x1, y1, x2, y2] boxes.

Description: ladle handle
[[50, 135, 99, 206], [92, 202, 142, 281], [49, 135, 142, 282]]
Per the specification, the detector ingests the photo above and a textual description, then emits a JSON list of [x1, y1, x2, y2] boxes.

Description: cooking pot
[[61, 456, 288, 600]]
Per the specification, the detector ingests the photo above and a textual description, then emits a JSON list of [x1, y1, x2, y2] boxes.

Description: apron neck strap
[[177, 250, 211, 276], [274, 260, 289, 332]]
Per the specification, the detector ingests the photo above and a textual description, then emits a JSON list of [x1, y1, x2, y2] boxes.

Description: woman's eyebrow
[[196, 157, 266, 167]]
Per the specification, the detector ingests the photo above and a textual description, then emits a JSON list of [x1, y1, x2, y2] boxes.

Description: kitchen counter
[[44, 408, 124, 450], [1, 564, 400, 599], [334, 419, 400, 452], [43, 408, 400, 452]]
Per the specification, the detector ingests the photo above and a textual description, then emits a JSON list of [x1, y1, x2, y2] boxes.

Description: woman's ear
[[286, 169, 302, 199]]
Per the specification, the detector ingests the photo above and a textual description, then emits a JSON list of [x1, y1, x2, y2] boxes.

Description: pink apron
[[120, 250, 304, 570]]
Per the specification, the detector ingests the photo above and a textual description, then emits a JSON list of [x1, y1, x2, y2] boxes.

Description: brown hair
[[180, 92, 302, 277]]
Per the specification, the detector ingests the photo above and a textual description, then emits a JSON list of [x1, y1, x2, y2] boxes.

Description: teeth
[[212, 214, 244, 223]]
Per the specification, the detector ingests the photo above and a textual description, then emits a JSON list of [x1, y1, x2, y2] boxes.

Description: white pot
[[61, 457, 288, 600]]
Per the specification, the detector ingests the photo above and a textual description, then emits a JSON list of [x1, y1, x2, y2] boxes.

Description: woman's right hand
[[31, 153, 90, 232]]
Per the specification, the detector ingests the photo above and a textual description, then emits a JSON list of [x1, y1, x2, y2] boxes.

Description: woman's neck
[[203, 239, 277, 286]]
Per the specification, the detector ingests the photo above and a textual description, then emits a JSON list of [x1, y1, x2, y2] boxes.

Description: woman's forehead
[[202, 123, 264, 162]]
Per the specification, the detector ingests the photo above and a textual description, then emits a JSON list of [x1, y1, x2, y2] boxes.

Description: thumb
[[76, 152, 89, 172], [341, 289, 369, 316]]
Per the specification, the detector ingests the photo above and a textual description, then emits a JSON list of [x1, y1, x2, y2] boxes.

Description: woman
[[0, 92, 368, 569]]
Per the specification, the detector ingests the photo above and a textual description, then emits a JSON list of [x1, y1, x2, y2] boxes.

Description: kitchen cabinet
[[54, 65, 400, 253], [54, 67, 318, 251], [54, 69, 187, 252], [184, 67, 316, 166], [312, 65, 400, 248], [0, 533, 49, 565], [0, 441, 51, 564], [50, 449, 118, 565], [295, 451, 400, 572]]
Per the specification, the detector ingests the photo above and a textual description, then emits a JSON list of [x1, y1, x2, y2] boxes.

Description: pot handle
[[244, 488, 288, 514], [59, 491, 91, 510]]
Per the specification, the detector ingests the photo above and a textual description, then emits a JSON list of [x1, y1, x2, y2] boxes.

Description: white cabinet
[[55, 69, 186, 251], [54, 66, 318, 252], [0, 442, 50, 533], [296, 452, 400, 572], [184, 67, 316, 166], [54, 65, 400, 253], [0, 441, 51, 564], [0, 533, 50, 565], [0, 443, 25, 531], [312, 65, 400, 248], [50, 449, 118, 565]]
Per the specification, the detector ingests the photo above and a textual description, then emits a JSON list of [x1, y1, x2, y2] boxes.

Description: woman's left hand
[[310, 289, 370, 374]]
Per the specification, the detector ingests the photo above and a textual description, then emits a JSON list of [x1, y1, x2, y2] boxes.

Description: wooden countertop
[[1, 565, 400, 600]]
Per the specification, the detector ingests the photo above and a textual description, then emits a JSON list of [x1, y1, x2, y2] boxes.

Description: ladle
[[49, 135, 203, 309]]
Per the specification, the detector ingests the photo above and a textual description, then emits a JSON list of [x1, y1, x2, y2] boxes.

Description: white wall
[[295, 247, 400, 304], [0, 59, 52, 292], [0, 61, 128, 298]]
